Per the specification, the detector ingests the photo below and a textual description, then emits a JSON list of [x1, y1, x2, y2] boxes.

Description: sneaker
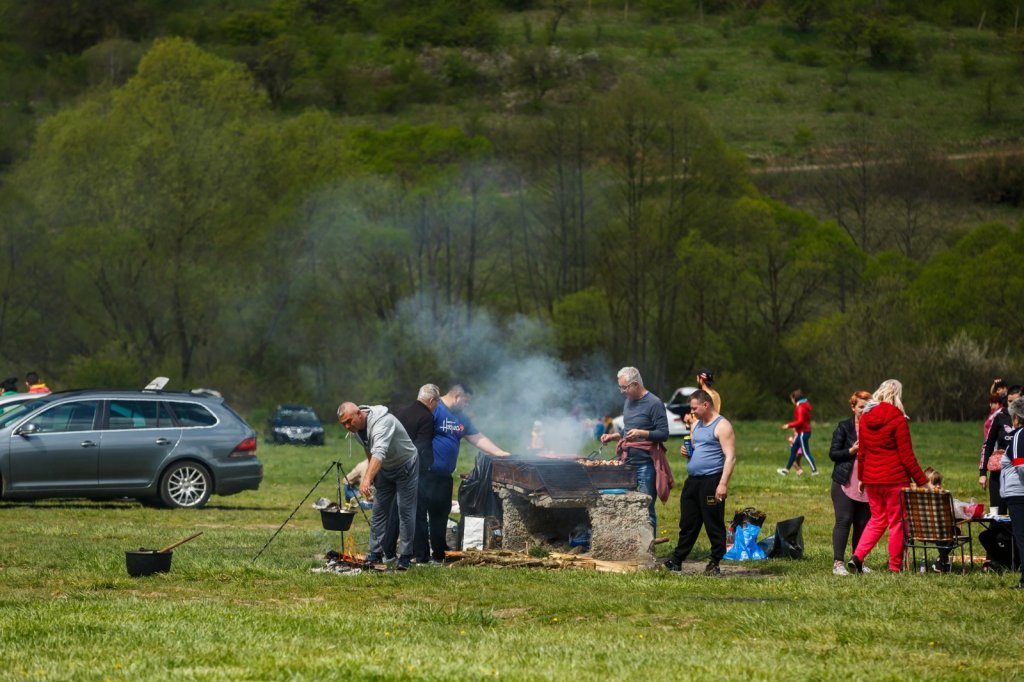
[[776, 468, 789, 476], [704, 560, 721, 576], [794, 469, 804, 476], [663, 558, 682, 572], [811, 470, 820, 476], [847, 555, 863, 574], [397, 556, 412, 571], [362, 553, 382, 568], [833, 561, 849, 576], [932, 561, 952, 574], [383, 555, 398, 566], [861, 564, 872, 573]]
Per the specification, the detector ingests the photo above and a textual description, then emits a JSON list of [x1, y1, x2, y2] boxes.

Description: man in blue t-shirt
[[416, 383, 509, 563]]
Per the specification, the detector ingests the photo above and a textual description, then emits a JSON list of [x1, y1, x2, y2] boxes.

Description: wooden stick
[[158, 531, 204, 553]]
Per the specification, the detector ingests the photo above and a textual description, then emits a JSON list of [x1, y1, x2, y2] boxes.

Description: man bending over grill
[[338, 402, 418, 571], [664, 389, 736, 576]]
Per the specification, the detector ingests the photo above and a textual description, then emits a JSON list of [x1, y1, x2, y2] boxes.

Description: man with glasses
[[600, 367, 672, 533]]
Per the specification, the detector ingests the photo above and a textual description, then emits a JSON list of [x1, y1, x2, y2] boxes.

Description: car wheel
[[159, 461, 212, 509]]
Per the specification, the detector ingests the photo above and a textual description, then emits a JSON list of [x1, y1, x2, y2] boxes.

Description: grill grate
[[492, 457, 635, 501]]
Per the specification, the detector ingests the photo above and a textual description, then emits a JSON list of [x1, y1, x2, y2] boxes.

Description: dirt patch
[[672, 560, 769, 578], [493, 607, 528, 619]]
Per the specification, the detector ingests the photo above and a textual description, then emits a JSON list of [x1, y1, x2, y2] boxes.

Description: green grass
[[494, 12, 1024, 161], [1, 421, 1021, 680]]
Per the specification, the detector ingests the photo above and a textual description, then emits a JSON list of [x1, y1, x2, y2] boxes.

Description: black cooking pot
[[320, 509, 355, 531], [125, 549, 173, 577]]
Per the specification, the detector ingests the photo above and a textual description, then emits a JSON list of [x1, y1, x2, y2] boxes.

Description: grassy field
[[2, 420, 1021, 680]]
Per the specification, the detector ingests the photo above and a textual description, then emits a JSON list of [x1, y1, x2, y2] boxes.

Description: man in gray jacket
[[338, 402, 418, 570]]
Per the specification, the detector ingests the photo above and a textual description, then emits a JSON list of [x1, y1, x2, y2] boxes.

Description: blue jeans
[[785, 431, 817, 472], [633, 459, 657, 535]]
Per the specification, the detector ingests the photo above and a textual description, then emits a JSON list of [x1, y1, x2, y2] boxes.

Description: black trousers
[[831, 481, 871, 562], [414, 471, 454, 562], [670, 473, 726, 563], [1007, 500, 1024, 584], [989, 471, 1006, 514]]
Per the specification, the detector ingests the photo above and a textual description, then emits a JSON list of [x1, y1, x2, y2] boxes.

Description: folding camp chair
[[900, 488, 972, 573]]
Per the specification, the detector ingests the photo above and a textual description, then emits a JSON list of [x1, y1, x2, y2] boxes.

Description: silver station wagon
[[0, 388, 262, 508]]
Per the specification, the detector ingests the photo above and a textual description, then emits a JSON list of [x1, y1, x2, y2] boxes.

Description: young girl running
[[778, 389, 818, 476]]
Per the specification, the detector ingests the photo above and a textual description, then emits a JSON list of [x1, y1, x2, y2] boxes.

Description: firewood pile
[[446, 549, 642, 573]]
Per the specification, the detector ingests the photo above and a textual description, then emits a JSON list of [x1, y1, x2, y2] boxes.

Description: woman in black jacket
[[830, 390, 873, 575]]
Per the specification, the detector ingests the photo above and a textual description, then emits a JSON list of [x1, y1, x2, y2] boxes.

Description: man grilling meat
[[600, 367, 673, 534], [426, 383, 510, 562]]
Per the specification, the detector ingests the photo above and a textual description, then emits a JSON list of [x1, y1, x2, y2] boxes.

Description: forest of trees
[[0, 0, 1022, 422]]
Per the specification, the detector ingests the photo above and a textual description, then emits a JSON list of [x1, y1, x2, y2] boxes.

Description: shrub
[[795, 46, 825, 67], [864, 18, 917, 69], [219, 10, 282, 46], [958, 153, 1024, 206], [694, 67, 711, 92], [645, 28, 679, 57], [959, 45, 981, 78]]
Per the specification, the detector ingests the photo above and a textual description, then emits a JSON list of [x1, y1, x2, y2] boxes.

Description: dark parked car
[[267, 404, 325, 445], [0, 388, 262, 508]]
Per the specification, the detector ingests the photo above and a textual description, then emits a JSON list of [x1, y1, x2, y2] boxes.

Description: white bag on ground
[[461, 516, 485, 550]]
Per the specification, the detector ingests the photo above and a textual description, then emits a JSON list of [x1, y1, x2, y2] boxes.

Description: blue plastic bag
[[723, 523, 766, 561]]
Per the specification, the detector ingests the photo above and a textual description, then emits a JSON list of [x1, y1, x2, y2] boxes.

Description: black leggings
[[831, 481, 871, 563], [989, 471, 1007, 515]]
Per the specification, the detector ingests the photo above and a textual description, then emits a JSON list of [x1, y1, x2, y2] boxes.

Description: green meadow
[[1, 420, 1019, 680]]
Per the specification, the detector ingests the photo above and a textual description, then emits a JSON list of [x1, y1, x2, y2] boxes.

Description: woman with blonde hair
[[848, 379, 930, 573]]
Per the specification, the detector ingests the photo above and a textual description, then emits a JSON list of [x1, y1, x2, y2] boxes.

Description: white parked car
[[612, 386, 698, 437]]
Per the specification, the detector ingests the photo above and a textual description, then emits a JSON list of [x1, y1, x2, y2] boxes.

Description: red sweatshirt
[[785, 399, 812, 433], [856, 401, 927, 486]]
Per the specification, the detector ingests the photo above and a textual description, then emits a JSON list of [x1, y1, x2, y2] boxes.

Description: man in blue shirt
[[600, 367, 669, 533], [418, 383, 509, 563]]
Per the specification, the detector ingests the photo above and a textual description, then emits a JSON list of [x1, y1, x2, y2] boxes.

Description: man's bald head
[[337, 402, 366, 432]]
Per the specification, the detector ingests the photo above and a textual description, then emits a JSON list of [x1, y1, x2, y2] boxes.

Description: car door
[[97, 399, 182, 488], [7, 400, 101, 491]]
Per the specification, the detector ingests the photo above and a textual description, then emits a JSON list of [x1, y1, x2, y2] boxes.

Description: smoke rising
[[389, 298, 620, 454]]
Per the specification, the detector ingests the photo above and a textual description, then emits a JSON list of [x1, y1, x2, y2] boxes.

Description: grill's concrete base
[[495, 483, 654, 563]]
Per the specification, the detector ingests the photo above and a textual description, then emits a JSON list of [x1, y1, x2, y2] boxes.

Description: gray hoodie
[[999, 427, 1024, 499], [357, 404, 417, 472]]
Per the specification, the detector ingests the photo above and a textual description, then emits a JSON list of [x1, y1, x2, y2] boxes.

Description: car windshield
[[0, 397, 55, 428], [276, 408, 319, 425]]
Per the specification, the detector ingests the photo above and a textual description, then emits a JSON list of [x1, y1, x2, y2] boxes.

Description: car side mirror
[[16, 423, 39, 437]]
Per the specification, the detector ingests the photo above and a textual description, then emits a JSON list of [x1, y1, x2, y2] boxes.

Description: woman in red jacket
[[847, 379, 930, 573]]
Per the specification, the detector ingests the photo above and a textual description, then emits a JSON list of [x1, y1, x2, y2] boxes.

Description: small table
[[961, 516, 1017, 569]]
